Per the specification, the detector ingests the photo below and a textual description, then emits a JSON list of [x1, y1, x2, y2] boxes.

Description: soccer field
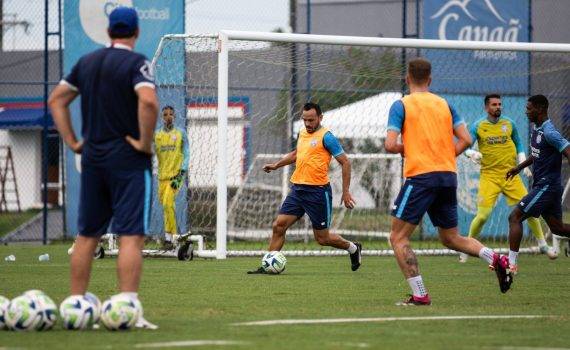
[[0, 244, 569, 350]]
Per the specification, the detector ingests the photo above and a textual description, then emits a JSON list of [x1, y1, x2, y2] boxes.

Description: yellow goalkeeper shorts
[[477, 174, 528, 208]]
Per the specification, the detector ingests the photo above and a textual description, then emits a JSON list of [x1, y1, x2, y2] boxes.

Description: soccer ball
[[24, 290, 57, 331], [59, 295, 96, 330], [0, 295, 10, 329], [84, 292, 101, 323], [5, 295, 43, 331], [262, 251, 287, 274], [100, 294, 141, 331]]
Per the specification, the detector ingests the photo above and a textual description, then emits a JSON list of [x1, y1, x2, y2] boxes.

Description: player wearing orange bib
[[385, 58, 513, 305], [247, 102, 362, 274]]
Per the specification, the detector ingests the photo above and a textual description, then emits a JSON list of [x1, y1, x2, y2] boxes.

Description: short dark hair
[[484, 94, 501, 105], [109, 30, 137, 39], [528, 95, 549, 111], [162, 105, 175, 112], [303, 102, 322, 116], [407, 58, 431, 84]]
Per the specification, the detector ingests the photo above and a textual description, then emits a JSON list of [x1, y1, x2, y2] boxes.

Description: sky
[[2, 0, 289, 51]]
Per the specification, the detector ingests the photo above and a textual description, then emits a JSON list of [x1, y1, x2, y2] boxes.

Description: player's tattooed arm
[[403, 244, 419, 277]]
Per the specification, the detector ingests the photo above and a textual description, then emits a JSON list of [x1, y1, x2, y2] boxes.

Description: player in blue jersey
[[507, 95, 570, 274], [48, 7, 158, 329]]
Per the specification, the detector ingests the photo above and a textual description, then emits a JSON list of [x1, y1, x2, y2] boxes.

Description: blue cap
[[108, 7, 138, 36]]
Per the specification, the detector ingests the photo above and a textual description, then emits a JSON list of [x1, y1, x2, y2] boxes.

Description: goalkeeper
[[154, 106, 189, 247], [460, 94, 556, 263]]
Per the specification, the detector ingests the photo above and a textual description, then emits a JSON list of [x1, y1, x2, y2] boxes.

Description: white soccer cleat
[[67, 243, 75, 256], [539, 245, 558, 260], [135, 316, 159, 330], [458, 252, 468, 263]]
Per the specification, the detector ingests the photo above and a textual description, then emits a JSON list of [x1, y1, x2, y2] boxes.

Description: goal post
[[151, 30, 570, 259]]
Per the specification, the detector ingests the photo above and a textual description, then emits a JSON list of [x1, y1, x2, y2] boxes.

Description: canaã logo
[[79, 0, 133, 45]]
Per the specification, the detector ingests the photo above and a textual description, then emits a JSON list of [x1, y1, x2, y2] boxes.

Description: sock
[[407, 275, 428, 297], [164, 233, 172, 242], [347, 242, 357, 254], [468, 207, 492, 238], [478, 247, 495, 265], [508, 250, 518, 266], [119, 292, 138, 301], [527, 217, 546, 243]]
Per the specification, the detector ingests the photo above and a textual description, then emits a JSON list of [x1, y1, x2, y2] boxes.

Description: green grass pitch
[[0, 243, 569, 349]]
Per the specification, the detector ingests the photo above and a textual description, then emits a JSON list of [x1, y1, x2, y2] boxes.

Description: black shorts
[[78, 164, 152, 237]]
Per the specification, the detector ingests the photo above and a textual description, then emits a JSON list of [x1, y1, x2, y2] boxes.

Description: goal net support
[[151, 30, 570, 259]]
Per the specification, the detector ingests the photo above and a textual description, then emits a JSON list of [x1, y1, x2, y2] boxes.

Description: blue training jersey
[[62, 43, 155, 170], [530, 119, 570, 187]]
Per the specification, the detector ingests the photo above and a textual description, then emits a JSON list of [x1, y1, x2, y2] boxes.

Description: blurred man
[[48, 7, 158, 328], [385, 58, 512, 305], [460, 94, 555, 263], [154, 106, 189, 249]]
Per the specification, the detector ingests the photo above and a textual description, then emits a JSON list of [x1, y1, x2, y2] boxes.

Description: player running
[[385, 58, 512, 305], [154, 106, 189, 250], [460, 94, 556, 263], [247, 102, 362, 274], [48, 7, 158, 328], [507, 95, 570, 274]]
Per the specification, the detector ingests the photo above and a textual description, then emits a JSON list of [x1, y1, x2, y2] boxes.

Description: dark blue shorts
[[78, 165, 152, 237], [391, 178, 458, 229], [279, 184, 333, 230], [518, 183, 562, 219]]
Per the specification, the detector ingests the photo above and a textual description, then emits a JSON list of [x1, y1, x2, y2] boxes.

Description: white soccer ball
[[262, 251, 287, 274], [100, 294, 141, 331], [0, 295, 10, 329], [84, 292, 101, 323], [5, 295, 43, 331], [59, 295, 96, 330], [24, 290, 57, 331]]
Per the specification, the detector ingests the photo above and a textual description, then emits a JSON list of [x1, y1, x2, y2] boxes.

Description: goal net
[[151, 31, 570, 258]]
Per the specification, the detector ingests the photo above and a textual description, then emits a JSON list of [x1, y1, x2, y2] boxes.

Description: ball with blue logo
[[24, 290, 57, 331], [0, 295, 10, 329], [262, 251, 287, 274], [5, 294, 43, 331], [100, 294, 141, 331], [59, 295, 95, 330]]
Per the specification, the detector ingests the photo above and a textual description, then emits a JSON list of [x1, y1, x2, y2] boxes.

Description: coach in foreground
[[48, 7, 158, 328]]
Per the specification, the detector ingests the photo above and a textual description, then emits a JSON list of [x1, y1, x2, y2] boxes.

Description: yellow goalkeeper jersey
[[469, 117, 525, 176], [154, 126, 189, 180]]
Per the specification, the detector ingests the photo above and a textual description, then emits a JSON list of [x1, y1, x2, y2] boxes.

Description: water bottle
[[4, 255, 16, 262], [38, 254, 50, 262]]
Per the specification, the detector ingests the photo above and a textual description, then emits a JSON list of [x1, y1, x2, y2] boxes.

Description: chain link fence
[[0, 0, 64, 244]]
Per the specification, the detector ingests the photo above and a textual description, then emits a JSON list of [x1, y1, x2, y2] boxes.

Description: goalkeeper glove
[[464, 149, 482, 164], [517, 153, 532, 177], [170, 170, 186, 190]]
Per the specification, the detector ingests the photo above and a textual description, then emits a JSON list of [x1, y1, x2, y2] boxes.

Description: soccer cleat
[[135, 316, 159, 330], [490, 254, 513, 293], [458, 252, 468, 263], [350, 242, 362, 271], [247, 266, 267, 274], [508, 264, 518, 275], [396, 294, 431, 306], [539, 245, 558, 260]]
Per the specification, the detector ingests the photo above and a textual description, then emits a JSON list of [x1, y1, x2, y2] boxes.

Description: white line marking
[[134, 340, 248, 348], [497, 347, 570, 350], [233, 315, 556, 326]]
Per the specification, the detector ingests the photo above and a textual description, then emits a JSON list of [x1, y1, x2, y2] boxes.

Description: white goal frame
[[153, 30, 570, 259]]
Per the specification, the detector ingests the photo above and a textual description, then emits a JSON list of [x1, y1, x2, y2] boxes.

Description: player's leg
[[269, 214, 300, 251], [110, 168, 156, 329], [429, 186, 512, 293], [461, 177, 499, 262], [163, 183, 178, 237], [70, 165, 112, 295], [543, 187, 570, 238], [304, 184, 361, 270], [390, 180, 432, 305], [505, 175, 555, 257], [248, 188, 302, 274]]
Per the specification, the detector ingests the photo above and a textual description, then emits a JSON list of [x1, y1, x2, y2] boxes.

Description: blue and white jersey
[[62, 43, 155, 170], [530, 119, 570, 187]]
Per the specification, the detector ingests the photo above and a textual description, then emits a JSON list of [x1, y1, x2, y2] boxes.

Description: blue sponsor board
[[423, 0, 529, 94], [421, 94, 529, 238], [63, 0, 184, 235]]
